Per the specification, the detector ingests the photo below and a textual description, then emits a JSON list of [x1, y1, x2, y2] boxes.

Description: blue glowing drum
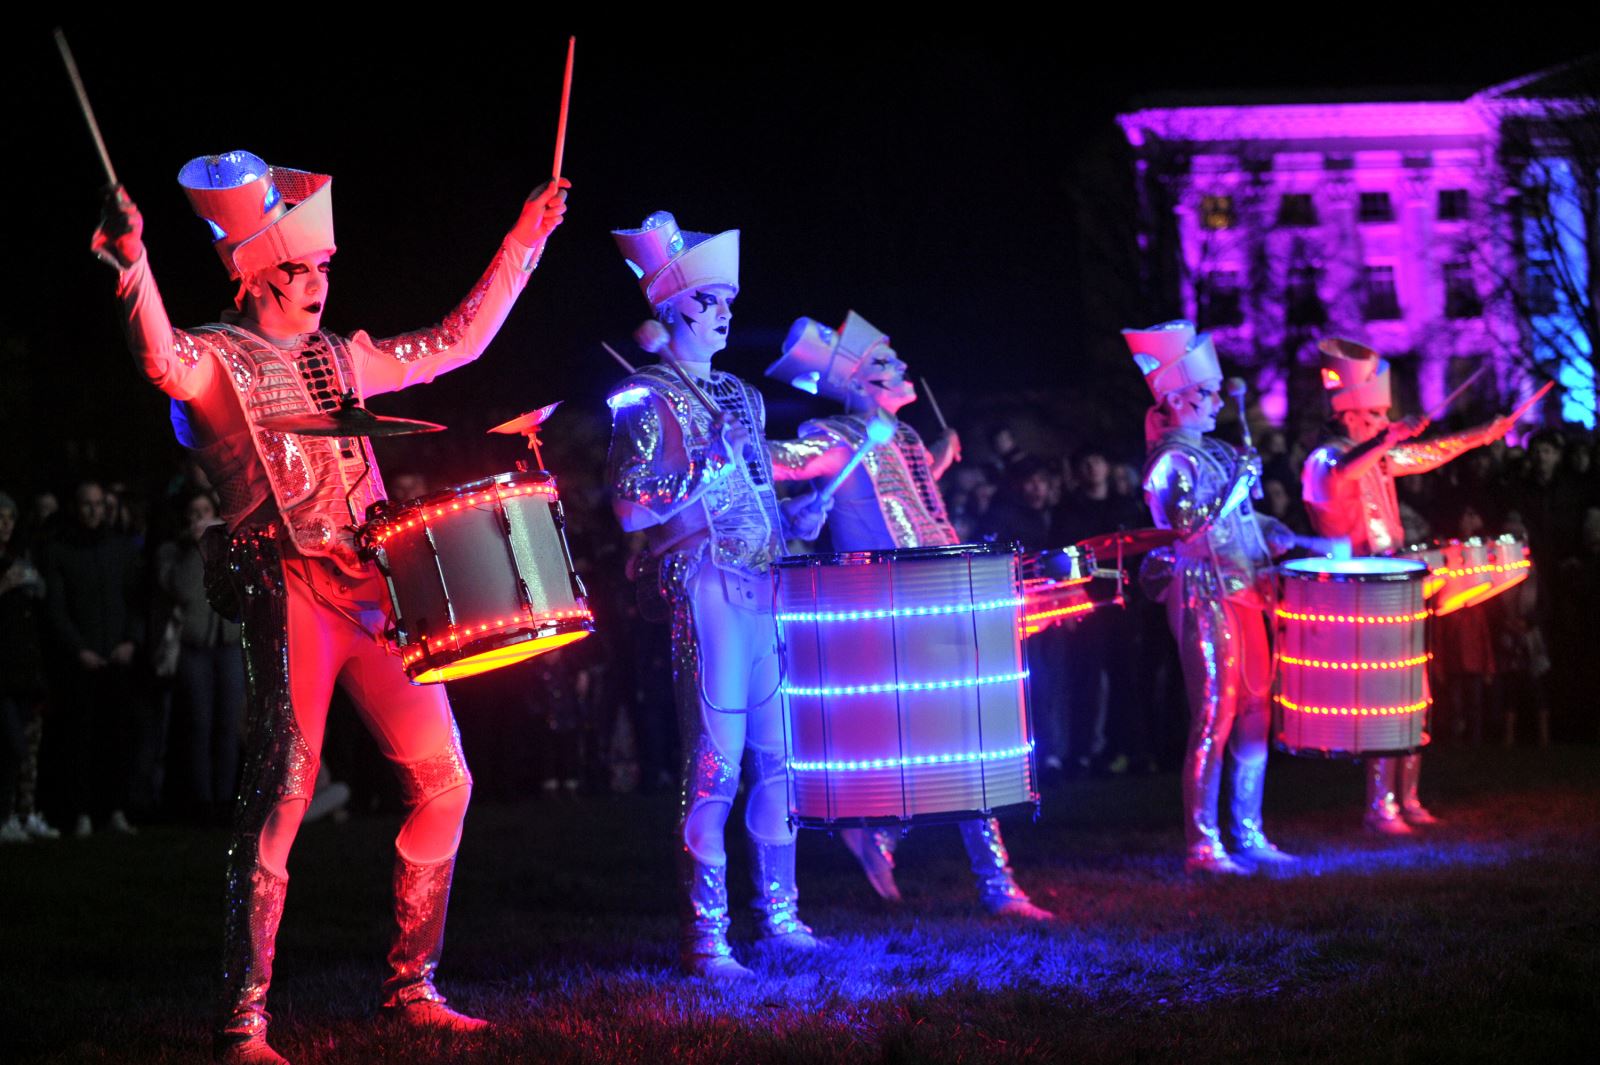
[[774, 543, 1036, 827], [1274, 557, 1431, 758]]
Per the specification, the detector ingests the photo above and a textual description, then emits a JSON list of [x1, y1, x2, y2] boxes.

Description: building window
[[1443, 260, 1482, 319], [1358, 192, 1395, 223], [1528, 262, 1559, 316], [1287, 265, 1325, 326], [1277, 193, 1318, 227], [1438, 189, 1470, 221], [1200, 194, 1234, 230], [1363, 265, 1402, 320], [1200, 270, 1243, 327]]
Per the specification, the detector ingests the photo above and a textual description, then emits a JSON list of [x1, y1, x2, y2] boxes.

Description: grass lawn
[[3, 745, 1597, 1063]]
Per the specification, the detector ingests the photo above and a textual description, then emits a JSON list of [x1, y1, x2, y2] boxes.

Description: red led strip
[[1275, 694, 1431, 716], [1275, 607, 1431, 624], [1432, 560, 1531, 578], [401, 607, 593, 667], [1280, 653, 1431, 671], [370, 484, 559, 546]]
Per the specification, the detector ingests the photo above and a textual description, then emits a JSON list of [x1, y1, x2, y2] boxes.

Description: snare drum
[[1020, 546, 1096, 635], [361, 471, 594, 683], [1484, 534, 1533, 602], [774, 542, 1036, 827], [1400, 538, 1494, 616], [1274, 557, 1431, 758]]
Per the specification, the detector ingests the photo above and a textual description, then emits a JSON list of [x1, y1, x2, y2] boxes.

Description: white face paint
[[1338, 406, 1390, 444], [853, 344, 916, 414], [1168, 377, 1224, 432], [245, 251, 333, 338], [664, 284, 735, 363]]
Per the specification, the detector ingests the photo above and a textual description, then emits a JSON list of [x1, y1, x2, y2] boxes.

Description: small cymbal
[[258, 407, 446, 438], [488, 401, 562, 436], [1075, 527, 1181, 558]]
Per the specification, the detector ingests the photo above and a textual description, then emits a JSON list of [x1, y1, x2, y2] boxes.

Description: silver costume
[[607, 364, 815, 970], [1142, 429, 1295, 871]]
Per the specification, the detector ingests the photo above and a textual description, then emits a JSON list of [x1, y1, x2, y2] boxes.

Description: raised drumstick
[[552, 36, 575, 181], [53, 29, 119, 187]]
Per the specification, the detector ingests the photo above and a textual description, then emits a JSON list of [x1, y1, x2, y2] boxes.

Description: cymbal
[[258, 406, 446, 438], [1075, 527, 1181, 558], [488, 401, 562, 436]]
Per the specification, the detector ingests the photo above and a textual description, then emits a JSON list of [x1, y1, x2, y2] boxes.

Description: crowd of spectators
[[4, 407, 1596, 843]]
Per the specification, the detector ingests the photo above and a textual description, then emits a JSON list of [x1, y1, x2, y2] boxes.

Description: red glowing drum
[[1274, 557, 1431, 757], [1485, 534, 1533, 601], [775, 543, 1036, 827], [361, 471, 594, 684], [1400, 538, 1494, 616], [1020, 546, 1096, 635]]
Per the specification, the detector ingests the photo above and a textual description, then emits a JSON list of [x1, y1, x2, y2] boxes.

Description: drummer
[[1126, 322, 1298, 875], [1302, 339, 1514, 834], [93, 155, 567, 1061], [605, 212, 831, 978], [766, 312, 1052, 920]]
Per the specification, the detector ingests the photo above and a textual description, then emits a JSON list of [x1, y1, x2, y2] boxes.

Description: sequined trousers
[[219, 530, 474, 1052], [671, 562, 809, 966], [1166, 590, 1275, 864]]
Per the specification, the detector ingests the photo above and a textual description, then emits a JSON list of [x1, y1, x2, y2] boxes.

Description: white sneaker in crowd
[[0, 816, 31, 844], [74, 814, 93, 838], [24, 813, 61, 839], [107, 810, 138, 835]]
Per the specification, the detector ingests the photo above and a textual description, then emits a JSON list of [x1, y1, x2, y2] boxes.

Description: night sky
[[2, 24, 1584, 493]]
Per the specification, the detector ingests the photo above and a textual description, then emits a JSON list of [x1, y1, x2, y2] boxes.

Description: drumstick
[[1424, 365, 1489, 423], [53, 29, 119, 187], [601, 341, 637, 375], [1506, 380, 1555, 424], [919, 377, 950, 432], [818, 412, 896, 502], [656, 351, 723, 417], [551, 36, 575, 181], [1225, 377, 1262, 500]]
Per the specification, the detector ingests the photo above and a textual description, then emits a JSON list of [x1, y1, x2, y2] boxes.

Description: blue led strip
[[781, 669, 1029, 698], [777, 596, 1024, 624], [790, 741, 1035, 773]]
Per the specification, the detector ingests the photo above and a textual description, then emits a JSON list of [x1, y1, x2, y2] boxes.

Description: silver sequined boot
[[961, 818, 1053, 919]]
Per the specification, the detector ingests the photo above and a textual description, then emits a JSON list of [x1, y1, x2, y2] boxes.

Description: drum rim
[[1279, 557, 1428, 582], [403, 614, 595, 681], [376, 469, 558, 521], [1273, 738, 1430, 760], [773, 540, 1020, 569], [792, 798, 1039, 829]]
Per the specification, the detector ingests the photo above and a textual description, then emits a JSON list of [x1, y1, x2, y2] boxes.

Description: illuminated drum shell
[[775, 542, 1036, 827], [1274, 557, 1430, 758], [362, 471, 594, 684], [1402, 538, 1494, 616], [1484, 533, 1533, 601], [1020, 545, 1096, 636]]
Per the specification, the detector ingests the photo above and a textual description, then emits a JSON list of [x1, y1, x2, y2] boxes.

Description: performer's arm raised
[[356, 180, 568, 397], [767, 428, 850, 482], [94, 188, 219, 401], [1388, 417, 1514, 476]]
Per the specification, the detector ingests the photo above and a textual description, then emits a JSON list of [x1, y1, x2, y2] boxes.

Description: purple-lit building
[[1118, 58, 1598, 429]]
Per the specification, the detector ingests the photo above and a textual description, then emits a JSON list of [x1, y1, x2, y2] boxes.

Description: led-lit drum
[[1274, 557, 1431, 758], [361, 471, 594, 684], [1401, 538, 1493, 616], [774, 543, 1035, 827], [1485, 534, 1533, 601], [1019, 546, 1096, 636]]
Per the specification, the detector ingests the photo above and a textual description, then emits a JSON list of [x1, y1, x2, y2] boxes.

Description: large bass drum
[[360, 471, 594, 684], [774, 542, 1036, 827], [1274, 557, 1431, 758]]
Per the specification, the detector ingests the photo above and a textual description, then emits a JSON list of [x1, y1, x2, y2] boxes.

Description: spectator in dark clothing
[[2, 491, 59, 843], [1055, 449, 1150, 773], [156, 490, 243, 816], [980, 459, 1070, 779], [44, 481, 143, 837]]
